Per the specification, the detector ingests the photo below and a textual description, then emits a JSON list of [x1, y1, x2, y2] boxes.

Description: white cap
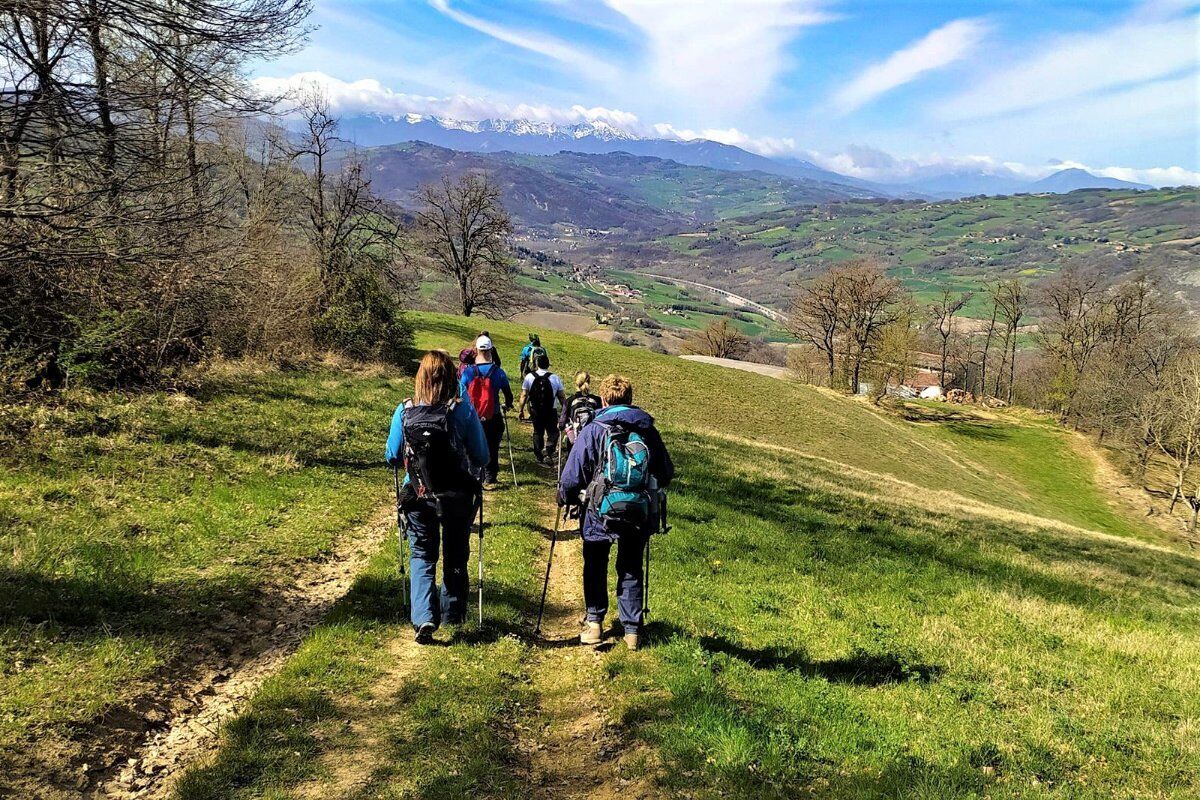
[[475, 335, 494, 351]]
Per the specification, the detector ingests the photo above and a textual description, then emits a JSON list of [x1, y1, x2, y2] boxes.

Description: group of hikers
[[385, 332, 674, 651]]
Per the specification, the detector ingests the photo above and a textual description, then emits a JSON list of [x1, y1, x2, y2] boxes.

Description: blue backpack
[[587, 419, 655, 532]]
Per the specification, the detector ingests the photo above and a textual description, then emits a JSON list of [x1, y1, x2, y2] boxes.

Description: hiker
[[386, 350, 488, 643], [459, 335, 513, 489], [517, 334, 545, 421], [558, 374, 674, 651], [479, 331, 502, 368], [518, 351, 567, 466], [456, 347, 476, 379], [518, 333, 542, 377], [559, 371, 602, 446]]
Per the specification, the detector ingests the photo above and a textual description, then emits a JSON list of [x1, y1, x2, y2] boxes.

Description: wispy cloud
[[936, 11, 1198, 121], [428, 0, 619, 83], [603, 0, 839, 112], [804, 144, 1200, 187], [833, 18, 988, 114]]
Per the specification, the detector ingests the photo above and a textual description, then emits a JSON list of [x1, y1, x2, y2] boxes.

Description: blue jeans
[[406, 498, 476, 629], [582, 532, 647, 634]]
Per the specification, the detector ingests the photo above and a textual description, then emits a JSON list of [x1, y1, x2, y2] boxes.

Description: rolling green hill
[[584, 188, 1199, 315], [5, 314, 1198, 798]]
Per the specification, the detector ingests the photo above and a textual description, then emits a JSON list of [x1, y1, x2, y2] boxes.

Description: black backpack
[[567, 393, 601, 433], [528, 372, 556, 420], [402, 399, 478, 505]]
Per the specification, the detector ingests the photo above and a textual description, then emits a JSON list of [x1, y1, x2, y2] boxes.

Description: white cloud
[[652, 123, 797, 156], [937, 12, 1199, 122], [833, 18, 988, 114], [428, 0, 619, 83], [603, 0, 838, 111], [253, 71, 643, 130], [804, 145, 1200, 187]]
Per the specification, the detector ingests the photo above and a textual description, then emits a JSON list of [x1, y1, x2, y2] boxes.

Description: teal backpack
[[587, 419, 655, 532]]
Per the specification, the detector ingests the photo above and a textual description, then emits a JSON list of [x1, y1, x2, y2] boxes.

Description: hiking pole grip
[[535, 505, 562, 637]]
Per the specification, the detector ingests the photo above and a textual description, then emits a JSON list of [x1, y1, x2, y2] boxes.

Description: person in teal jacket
[[386, 350, 488, 642]]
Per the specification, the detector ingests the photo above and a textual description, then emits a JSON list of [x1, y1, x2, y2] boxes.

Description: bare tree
[[788, 268, 843, 386], [840, 260, 906, 394], [993, 279, 1026, 404], [929, 288, 973, 389], [684, 319, 750, 359], [415, 174, 517, 318]]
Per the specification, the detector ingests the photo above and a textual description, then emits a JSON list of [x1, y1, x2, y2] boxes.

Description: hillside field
[[3, 314, 1199, 798], [578, 188, 1200, 315]]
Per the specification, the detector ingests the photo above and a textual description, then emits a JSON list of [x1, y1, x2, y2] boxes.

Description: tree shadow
[[699, 635, 943, 685]]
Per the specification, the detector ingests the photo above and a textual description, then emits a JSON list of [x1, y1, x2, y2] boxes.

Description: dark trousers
[[482, 416, 504, 482], [582, 532, 647, 634], [406, 498, 475, 629], [532, 414, 559, 460]]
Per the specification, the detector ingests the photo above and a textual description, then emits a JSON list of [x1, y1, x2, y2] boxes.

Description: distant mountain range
[[334, 113, 1156, 200], [352, 141, 876, 233]]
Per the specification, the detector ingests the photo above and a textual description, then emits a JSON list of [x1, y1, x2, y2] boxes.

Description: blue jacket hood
[[595, 405, 655, 430]]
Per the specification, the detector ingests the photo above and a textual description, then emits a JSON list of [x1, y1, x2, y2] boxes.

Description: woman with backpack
[[386, 351, 489, 643], [459, 335, 514, 489], [557, 374, 674, 651], [558, 371, 602, 446]]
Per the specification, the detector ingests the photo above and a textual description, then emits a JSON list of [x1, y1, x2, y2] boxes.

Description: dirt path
[[86, 508, 394, 800], [681, 354, 789, 379], [517, 506, 654, 799]]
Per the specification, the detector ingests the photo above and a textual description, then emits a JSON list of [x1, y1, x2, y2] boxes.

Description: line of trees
[[1, 0, 517, 390], [785, 258, 1199, 541]]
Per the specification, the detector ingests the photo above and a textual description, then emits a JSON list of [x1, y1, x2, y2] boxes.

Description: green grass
[[0, 362, 407, 787], [6, 312, 1199, 798]]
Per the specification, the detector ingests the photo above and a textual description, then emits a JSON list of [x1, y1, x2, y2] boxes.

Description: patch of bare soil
[[513, 311, 600, 337], [69, 508, 394, 800], [517, 508, 657, 799]]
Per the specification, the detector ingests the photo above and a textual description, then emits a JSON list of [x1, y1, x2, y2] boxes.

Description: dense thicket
[[0, 0, 415, 388]]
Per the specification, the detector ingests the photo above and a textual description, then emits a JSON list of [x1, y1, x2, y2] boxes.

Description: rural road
[[680, 355, 790, 379]]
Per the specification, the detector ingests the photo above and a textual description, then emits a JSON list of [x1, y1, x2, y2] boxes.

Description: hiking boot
[[580, 621, 603, 645], [483, 480, 499, 491], [414, 622, 436, 644], [624, 632, 640, 651]]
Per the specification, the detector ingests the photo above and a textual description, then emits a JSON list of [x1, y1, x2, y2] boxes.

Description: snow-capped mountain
[[329, 114, 1156, 200]]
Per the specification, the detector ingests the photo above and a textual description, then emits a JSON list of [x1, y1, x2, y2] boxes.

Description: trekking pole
[[642, 535, 651, 620], [393, 467, 408, 612], [503, 411, 519, 488], [534, 504, 563, 637], [477, 491, 485, 625]]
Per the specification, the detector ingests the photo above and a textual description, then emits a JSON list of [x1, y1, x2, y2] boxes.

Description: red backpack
[[465, 364, 496, 421]]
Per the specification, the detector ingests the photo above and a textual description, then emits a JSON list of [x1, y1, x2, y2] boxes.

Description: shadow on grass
[[698, 635, 943, 685]]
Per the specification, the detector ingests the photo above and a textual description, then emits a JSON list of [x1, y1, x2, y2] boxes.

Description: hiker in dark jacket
[[558, 374, 674, 651], [518, 351, 567, 465], [558, 370, 602, 446], [386, 351, 489, 643], [459, 335, 513, 488]]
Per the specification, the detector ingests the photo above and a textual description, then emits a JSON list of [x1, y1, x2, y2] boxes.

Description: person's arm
[[500, 369, 514, 409], [455, 401, 489, 476], [558, 425, 598, 505], [558, 395, 571, 430], [459, 367, 472, 400], [646, 424, 675, 489], [384, 404, 405, 467]]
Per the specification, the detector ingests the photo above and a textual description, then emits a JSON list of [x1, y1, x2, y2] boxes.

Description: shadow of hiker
[[699, 635, 943, 685]]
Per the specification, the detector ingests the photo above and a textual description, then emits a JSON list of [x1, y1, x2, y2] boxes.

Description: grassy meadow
[[3, 312, 1198, 798]]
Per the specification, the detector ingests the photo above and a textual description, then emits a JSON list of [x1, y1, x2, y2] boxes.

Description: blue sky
[[255, 0, 1200, 185]]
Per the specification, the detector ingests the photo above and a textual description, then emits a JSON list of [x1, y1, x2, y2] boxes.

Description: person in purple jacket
[[557, 374, 674, 651]]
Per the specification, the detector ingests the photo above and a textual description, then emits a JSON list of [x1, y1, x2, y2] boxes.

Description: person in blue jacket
[[459, 335, 513, 488], [386, 350, 489, 643], [557, 374, 674, 651]]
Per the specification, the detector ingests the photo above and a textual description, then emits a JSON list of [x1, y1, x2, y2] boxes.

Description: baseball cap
[[475, 335, 494, 351]]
